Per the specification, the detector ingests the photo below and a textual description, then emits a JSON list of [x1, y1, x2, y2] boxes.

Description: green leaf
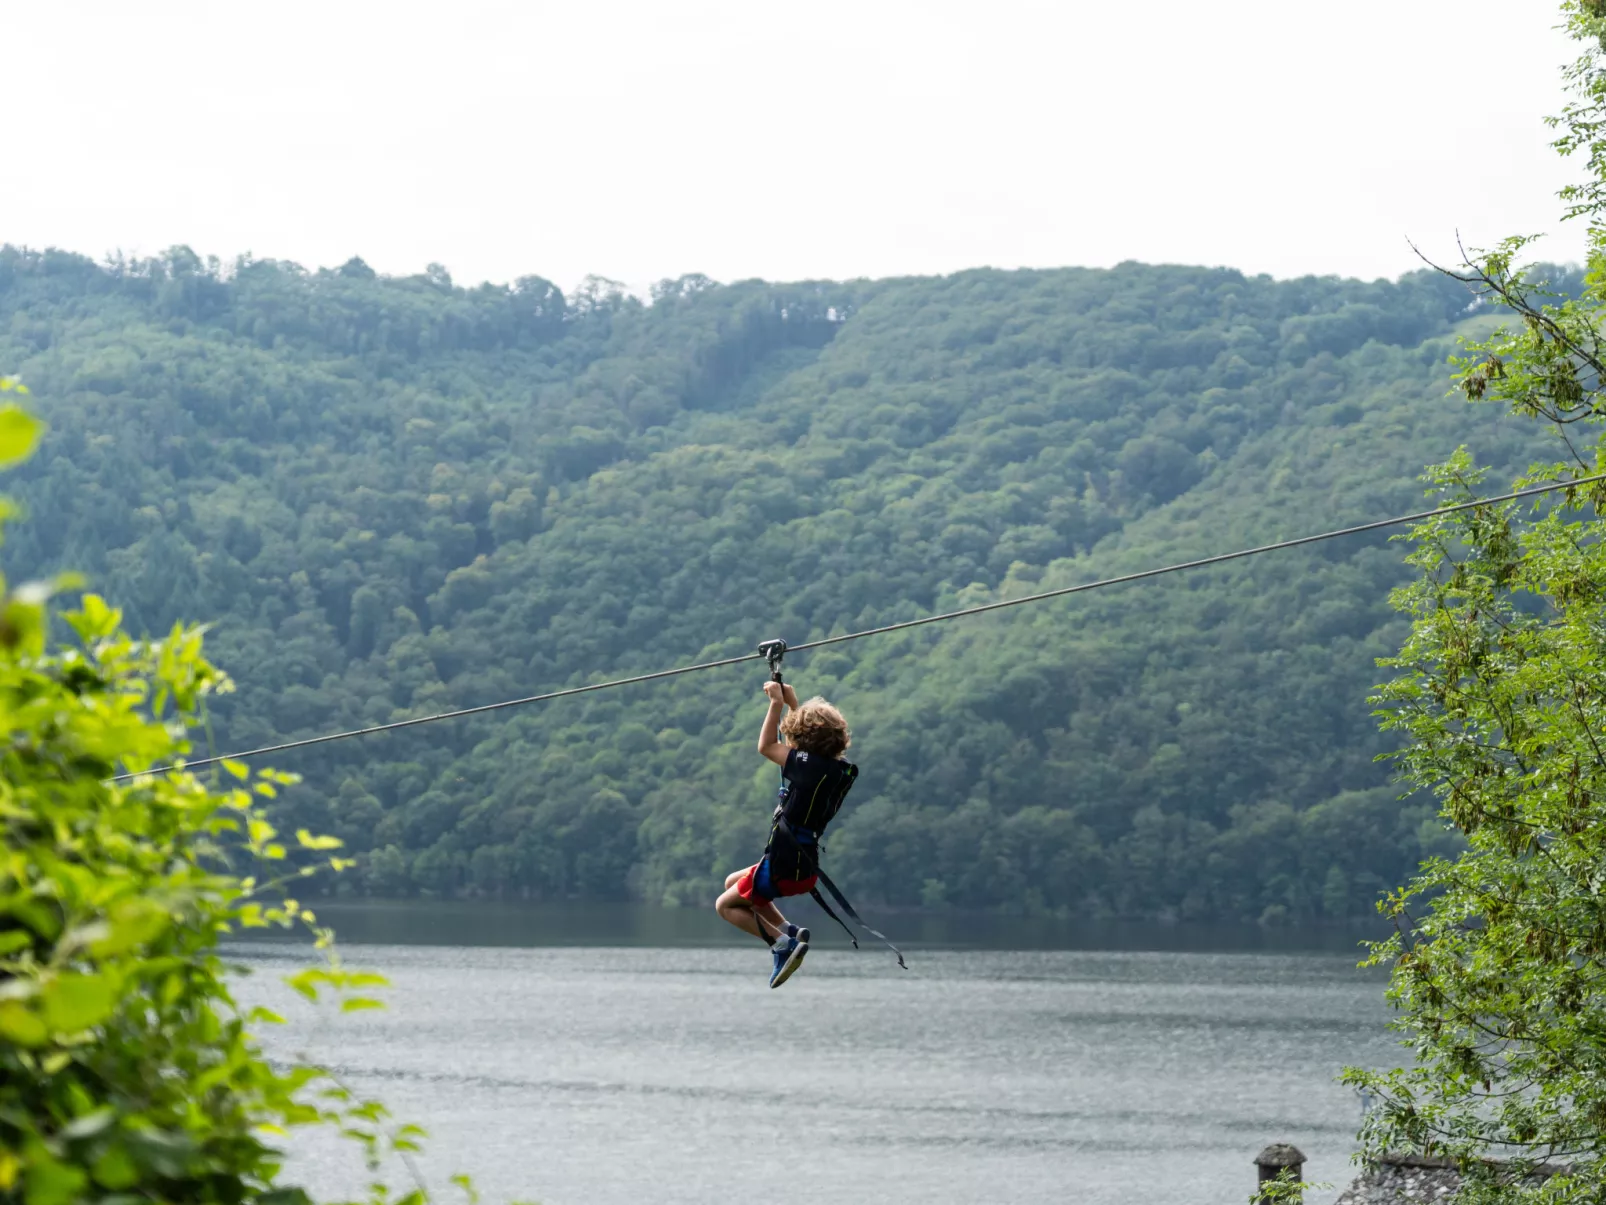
[[67, 592, 121, 640], [89, 1144, 138, 1191], [0, 1001, 46, 1046], [88, 903, 167, 957], [296, 829, 343, 850], [41, 972, 119, 1033], [340, 997, 385, 1013], [21, 1149, 86, 1205], [0, 405, 42, 468], [8, 899, 62, 940]]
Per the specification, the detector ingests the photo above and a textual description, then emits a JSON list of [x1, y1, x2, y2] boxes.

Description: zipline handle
[[757, 638, 788, 684]]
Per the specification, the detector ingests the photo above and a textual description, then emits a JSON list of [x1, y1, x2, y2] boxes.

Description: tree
[[0, 214, 1548, 918], [0, 375, 471, 1205], [1344, 4, 1606, 1198]]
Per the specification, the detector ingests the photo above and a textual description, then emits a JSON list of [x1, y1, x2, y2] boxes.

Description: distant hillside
[[0, 245, 1558, 920]]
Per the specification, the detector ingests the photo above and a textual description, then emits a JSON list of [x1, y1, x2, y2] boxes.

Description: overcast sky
[[6, 1, 1585, 293]]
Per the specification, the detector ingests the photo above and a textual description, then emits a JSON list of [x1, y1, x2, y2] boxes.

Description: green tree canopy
[[0, 241, 1559, 919], [1346, 3, 1606, 1198]]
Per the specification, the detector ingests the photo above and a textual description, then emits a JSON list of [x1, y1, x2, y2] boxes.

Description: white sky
[[4, 1, 1587, 292]]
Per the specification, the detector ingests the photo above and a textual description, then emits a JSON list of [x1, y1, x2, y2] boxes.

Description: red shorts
[[736, 857, 817, 903]]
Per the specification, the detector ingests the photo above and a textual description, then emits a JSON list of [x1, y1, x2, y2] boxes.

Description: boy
[[715, 679, 858, 988]]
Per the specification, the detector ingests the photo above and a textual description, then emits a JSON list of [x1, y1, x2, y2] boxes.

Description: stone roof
[[1333, 1154, 1566, 1204], [1334, 1156, 1461, 1204]]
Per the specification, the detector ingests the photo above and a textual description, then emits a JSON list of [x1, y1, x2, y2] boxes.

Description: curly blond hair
[[780, 697, 851, 759]]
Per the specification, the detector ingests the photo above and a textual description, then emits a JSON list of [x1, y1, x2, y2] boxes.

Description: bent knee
[[724, 869, 743, 889]]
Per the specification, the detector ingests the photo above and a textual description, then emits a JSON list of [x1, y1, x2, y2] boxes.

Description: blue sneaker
[[769, 926, 810, 989]]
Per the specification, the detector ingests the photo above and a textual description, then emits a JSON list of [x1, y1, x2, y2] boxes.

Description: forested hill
[[0, 246, 1556, 922]]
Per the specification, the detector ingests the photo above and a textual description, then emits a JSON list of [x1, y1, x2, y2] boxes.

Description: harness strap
[[768, 813, 816, 882], [753, 906, 775, 946], [813, 868, 908, 970], [809, 886, 858, 950]]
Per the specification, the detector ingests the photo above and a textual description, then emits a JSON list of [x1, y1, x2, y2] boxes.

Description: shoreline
[[245, 896, 1390, 954]]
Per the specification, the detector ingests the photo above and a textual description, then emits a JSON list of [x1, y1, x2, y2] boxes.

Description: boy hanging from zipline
[[714, 676, 859, 987]]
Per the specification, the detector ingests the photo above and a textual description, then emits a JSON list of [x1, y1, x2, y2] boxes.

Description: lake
[[237, 902, 1398, 1205]]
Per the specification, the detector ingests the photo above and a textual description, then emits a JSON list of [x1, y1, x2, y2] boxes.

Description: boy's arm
[[757, 681, 791, 766]]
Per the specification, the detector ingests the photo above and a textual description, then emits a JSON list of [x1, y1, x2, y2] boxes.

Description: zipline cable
[[784, 473, 1606, 654], [113, 473, 1606, 783]]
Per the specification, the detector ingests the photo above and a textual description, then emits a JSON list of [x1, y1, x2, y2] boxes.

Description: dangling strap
[[813, 868, 907, 969], [753, 907, 776, 946], [809, 886, 859, 950]]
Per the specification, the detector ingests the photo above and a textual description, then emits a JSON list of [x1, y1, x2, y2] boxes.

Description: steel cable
[[112, 473, 1606, 782]]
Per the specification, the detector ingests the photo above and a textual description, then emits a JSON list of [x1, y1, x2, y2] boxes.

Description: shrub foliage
[[0, 376, 444, 1205]]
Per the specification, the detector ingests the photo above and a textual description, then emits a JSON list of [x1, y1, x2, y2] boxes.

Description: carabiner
[[757, 638, 788, 683]]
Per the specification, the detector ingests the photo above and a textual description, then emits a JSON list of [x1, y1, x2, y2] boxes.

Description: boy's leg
[[752, 896, 790, 938], [715, 871, 810, 989], [714, 867, 791, 942], [715, 883, 766, 939], [765, 889, 811, 989]]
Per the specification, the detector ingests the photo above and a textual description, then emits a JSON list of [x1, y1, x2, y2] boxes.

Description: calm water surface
[[237, 904, 1396, 1205]]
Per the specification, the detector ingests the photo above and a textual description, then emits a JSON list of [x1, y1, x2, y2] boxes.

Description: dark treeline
[[0, 244, 1554, 922]]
